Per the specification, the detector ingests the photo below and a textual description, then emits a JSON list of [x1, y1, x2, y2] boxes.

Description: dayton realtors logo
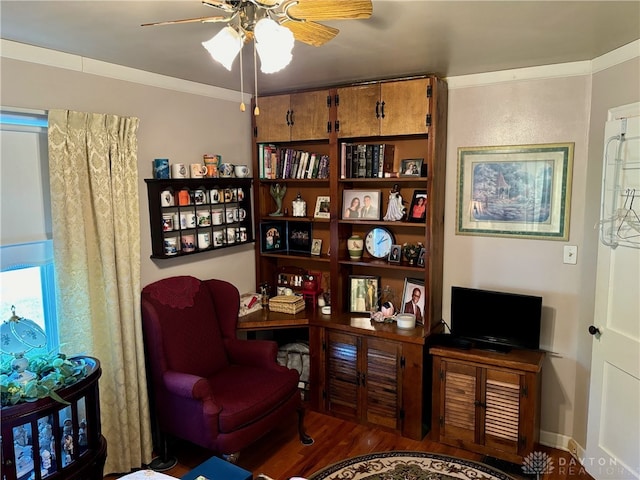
[[522, 451, 554, 480]]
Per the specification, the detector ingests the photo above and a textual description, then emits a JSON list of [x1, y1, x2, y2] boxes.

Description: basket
[[269, 295, 306, 314]]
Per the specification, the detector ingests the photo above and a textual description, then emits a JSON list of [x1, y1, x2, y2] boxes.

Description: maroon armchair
[[141, 276, 312, 461]]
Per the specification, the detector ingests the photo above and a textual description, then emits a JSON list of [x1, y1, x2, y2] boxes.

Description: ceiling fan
[[142, 0, 373, 47]]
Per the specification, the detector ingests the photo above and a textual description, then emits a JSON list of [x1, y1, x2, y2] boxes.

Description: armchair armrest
[[224, 338, 285, 370], [163, 370, 214, 400]]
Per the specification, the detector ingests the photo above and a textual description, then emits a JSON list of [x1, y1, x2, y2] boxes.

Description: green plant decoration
[[1, 353, 90, 407]]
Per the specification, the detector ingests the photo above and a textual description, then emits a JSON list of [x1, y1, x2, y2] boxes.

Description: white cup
[[192, 190, 207, 205], [198, 232, 211, 249], [226, 227, 236, 244], [160, 190, 174, 207], [197, 210, 211, 227], [233, 208, 247, 222], [212, 209, 224, 225], [209, 189, 221, 204], [171, 163, 187, 178], [236, 188, 245, 202], [213, 230, 225, 247], [162, 214, 173, 231], [186, 212, 197, 229], [226, 210, 235, 224], [181, 234, 196, 252], [239, 227, 247, 242], [234, 165, 250, 178], [190, 163, 207, 178]]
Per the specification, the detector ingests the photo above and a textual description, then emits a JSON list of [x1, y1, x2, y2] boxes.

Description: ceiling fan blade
[[141, 15, 228, 27], [202, 1, 236, 13], [285, 0, 372, 21], [281, 20, 339, 47]]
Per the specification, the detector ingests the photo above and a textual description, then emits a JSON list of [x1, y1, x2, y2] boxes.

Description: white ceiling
[[1, 1, 639, 95]]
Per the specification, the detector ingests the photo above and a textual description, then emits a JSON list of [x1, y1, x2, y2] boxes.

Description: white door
[[586, 104, 640, 479]]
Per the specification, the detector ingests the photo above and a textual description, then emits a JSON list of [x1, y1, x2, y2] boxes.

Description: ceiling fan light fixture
[[254, 17, 294, 74], [202, 25, 244, 71]]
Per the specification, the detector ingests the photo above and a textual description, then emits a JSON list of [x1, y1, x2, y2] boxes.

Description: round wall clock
[[365, 227, 395, 259]]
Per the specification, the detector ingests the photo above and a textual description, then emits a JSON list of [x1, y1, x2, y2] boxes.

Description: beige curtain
[[47, 110, 153, 474]]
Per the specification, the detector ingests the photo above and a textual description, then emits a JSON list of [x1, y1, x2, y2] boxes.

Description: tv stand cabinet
[[430, 346, 544, 464]]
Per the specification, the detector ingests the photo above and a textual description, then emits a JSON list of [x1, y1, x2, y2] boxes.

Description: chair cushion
[[208, 364, 299, 433]]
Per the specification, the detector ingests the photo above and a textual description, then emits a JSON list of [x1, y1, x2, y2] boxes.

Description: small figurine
[[269, 183, 287, 216], [383, 184, 406, 221]]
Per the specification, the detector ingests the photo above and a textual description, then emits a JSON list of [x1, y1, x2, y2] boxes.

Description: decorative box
[[268, 295, 305, 314]]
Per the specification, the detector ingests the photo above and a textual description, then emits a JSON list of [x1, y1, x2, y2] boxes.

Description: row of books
[[258, 144, 330, 180], [340, 143, 395, 179]]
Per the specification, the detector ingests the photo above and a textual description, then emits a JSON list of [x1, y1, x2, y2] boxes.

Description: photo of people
[[265, 227, 281, 250], [408, 190, 427, 222], [311, 238, 322, 255], [402, 278, 425, 325], [349, 276, 379, 313], [342, 190, 381, 220], [260, 221, 286, 252], [400, 158, 423, 177], [389, 244, 401, 263]]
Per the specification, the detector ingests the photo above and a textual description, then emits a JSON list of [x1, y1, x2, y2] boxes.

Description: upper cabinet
[[254, 89, 332, 143], [336, 78, 432, 138]]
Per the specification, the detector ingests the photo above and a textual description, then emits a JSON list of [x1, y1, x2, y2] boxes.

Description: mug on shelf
[[190, 163, 208, 178], [197, 210, 211, 227], [181, 234, 196, 253], [225, 210, 235, 224], [162, 214, 173, 232], [219, 163, 235, 178], [204, 154, 221, 178], [192, 190, 207, 205], [213, 229, 225, 247], [177, 189, 191, 206], [223, 189, 234, 203], [197, 232, 211, 249], [160, 190, 174, 207], [235, 188, 245, 202], [186, 212, 197, 229], [153, 158, 170, 179], [209, 189, 221, 204], [233, 208, 246, 222], [164, 237, 179, 256], [234, 164, 250, 178], [211, 209, 224, 225], [226, 227, 236, 244], [171, 163, 188, 179]]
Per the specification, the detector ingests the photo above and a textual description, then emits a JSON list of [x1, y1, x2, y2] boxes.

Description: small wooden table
[[237, 307, 315, 331]]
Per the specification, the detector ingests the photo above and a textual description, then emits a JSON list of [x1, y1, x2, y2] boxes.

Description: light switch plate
[[564, 245, 577, 264]]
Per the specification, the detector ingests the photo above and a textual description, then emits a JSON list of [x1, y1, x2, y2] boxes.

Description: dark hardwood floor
[[105, 410, 594, 480]]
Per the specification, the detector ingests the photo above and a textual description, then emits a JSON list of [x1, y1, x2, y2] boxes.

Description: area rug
[[308, 451, 514, 480]]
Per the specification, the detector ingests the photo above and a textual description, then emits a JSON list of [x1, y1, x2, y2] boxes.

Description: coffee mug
[[209, 189, 221, 204], [192, 190, 207, 205], [164, 237, 178, 255], [197, 210, 211, 227], [171, 163, 187, 179], [236, 188, 245, 202], [204, 154, 221, 178], [226, 227, 236, 244], [177, 189, 190, 206], [213, 230, 225, 247], [172, 213, 184, 230], [160, 190, 174, 207], [162, 214, 173, 232], [233, 208, 246, 222], [226, 210, 235, 224], [234, 164, 250, 178], [186, 212, 197, 229], [239, 226, 248, 242], [197, 232, 211, 249], [219, 163, 235, 178], [211, 209, 224, 225], [153, 159, 170, 179], [223, 189, 234, 203], [190, 163, 207, 178], [181, 234, 196, 253]]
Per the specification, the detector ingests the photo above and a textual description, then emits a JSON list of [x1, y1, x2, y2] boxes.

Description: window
[[1, 110, 59, 353]]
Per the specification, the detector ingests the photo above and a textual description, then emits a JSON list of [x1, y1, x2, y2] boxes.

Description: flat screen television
[[450, 286, 542, 351]]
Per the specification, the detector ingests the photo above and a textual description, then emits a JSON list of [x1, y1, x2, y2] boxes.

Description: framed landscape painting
[[456, 143, 574, 240]]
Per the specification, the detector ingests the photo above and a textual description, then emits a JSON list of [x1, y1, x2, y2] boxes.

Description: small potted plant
[[402, 242, 423, 265]]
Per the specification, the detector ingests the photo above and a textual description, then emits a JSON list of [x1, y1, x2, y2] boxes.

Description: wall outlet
[[568, 438, 579, 458]]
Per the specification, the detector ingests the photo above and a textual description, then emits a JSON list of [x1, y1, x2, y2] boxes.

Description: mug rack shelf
[[145, 178, 254, 259]]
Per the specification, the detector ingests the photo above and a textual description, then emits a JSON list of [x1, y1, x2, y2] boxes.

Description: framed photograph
[[349, 275, 380, 313], [288, 221, 313, 253], [416, 247, 426, 267], [456, 143, 574, 240], [260, 221, 286, 253], [401, 278, 425, 325], [311, 238, 322, 256], [400, 158, 423, 177], [314, 196, 331, 218], [342, 189, 381, 220], [388, 244, 402, 263], [408, 190, 428, 222]]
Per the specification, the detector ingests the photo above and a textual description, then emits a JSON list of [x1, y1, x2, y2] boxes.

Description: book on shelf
[[258, 144, 330, 179], [340, 143, 396, 179]]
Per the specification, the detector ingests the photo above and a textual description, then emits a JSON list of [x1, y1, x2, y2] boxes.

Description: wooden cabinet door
[[254, 94, 291, 143], [335, 84, 381, 138], [362, 337, 402, 430], [380, 78, 431, 136], [290, 90, 331, 141], [326, 331, 359, 420], [439, 359, 478, 445], [483, 368, 522, 455]]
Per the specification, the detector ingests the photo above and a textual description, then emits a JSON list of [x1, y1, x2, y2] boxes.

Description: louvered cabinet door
[[362, 337, 402, 429], [326, 331, 359, 420], [439, 360, 478, 445], [483, 368, 522, 455]]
